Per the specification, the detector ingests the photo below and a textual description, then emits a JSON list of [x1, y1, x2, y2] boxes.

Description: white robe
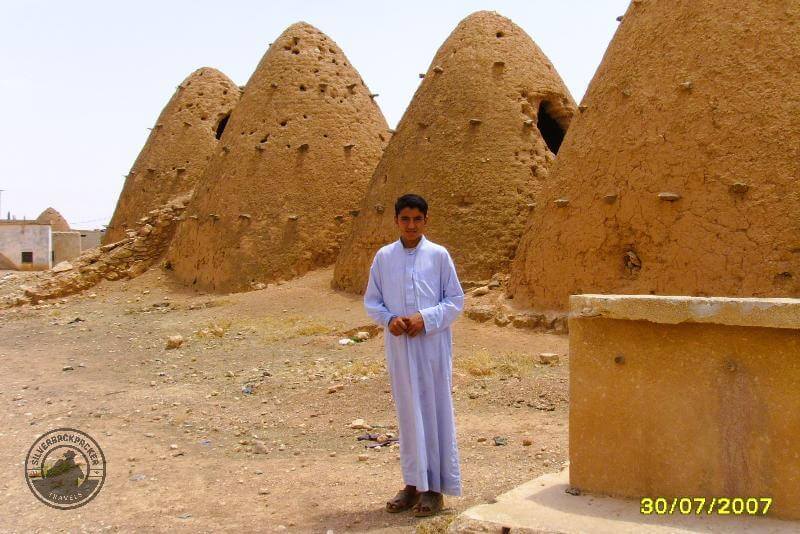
[[364, 235, 464, 495]]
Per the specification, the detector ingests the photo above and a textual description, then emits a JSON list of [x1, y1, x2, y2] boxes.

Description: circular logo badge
[[25, 428, 106, 509]]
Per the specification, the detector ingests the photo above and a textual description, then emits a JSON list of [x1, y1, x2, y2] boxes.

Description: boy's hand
[[389, 316, 409, 336], [405, 313, 425, 337]]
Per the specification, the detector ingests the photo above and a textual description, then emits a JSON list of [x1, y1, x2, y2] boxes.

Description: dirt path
[[0, 267, 569, 533]]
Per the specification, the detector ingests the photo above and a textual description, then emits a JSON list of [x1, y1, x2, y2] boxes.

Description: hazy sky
[[0, 0, 629, 229]]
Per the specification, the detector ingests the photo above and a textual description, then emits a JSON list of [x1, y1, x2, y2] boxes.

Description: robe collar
[[397, 234, 427, 254]]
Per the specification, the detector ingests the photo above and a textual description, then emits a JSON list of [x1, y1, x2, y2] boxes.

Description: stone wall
[[2, 196, 188, 307]]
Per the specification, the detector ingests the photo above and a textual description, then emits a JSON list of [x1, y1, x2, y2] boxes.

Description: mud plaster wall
[[509, 0, 800, 312], [36, 208, 70, 232], [104, 68, 241, 244], [167, 23, 389, 293], [333, 11, 575, 294], [569, 315, 800, 519], [52, 231, 81, 264]]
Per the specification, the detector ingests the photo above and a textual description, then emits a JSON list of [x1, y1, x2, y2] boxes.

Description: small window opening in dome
[[215, 113, 230, 140], [537, 101, 565, 154]]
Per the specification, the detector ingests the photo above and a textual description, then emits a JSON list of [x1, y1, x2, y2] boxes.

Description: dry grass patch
[[195, 320, 231, 338], [416, 513, 456, 533], [332, 358, 385, 379], [455, 349, 536, 378], [239, 314, 339, 342]]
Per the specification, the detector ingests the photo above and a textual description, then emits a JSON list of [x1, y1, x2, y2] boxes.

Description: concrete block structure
[[0, 222, 51, 270], [77, 229, 105, 250], [568, 294, 800, 520], [51, 231, 82, 264]]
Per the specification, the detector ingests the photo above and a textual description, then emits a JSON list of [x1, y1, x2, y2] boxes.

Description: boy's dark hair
[[395, 194, 428, 217]]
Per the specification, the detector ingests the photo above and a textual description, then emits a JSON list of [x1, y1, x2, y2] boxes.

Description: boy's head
[[394, 194, 428, 242]]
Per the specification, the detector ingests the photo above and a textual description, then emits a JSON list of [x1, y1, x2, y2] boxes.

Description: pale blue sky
[[0, 0, 629, 228]]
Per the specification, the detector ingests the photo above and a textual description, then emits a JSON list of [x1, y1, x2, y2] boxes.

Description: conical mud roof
[[332, 11, 575, 293], [36, 207, 70, 231], [103, 67, 240, 244], [167, 23, 389, 292], [509, 0, 800, 311]]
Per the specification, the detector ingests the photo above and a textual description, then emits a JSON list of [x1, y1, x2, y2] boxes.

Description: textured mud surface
[[104, 68, 240, 244], [333, 11, 575, 294], [510, 0, 800, 311], [168, 23, 389, 293], [36, 207, 71, 231]]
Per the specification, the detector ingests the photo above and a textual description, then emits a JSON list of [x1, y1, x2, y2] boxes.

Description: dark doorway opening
[[215, 114, 230, 140], [537, 101, 565, 154]]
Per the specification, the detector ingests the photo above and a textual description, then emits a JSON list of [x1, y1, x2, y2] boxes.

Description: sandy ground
[[0, 266, 568, 533]]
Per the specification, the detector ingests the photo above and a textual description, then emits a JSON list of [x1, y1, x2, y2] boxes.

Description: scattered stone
[[566, 486, 581, 496], [538, 352, 560, 365], [350, 419, 371, 430], [338, 338, 355, 346], [471, 286, 490, 297], [358, 453, 369, 462], [477, 437, 487, 443], [493, 314, 511, 327], [353, 331, 370, 342], [253, 440, 269, 454], [327, 384, 345, 394], [464, 305, 494, 322], [165, 335, 184, 350], [52, 261, 74, 273], [62, 365, 74, 371], [493, 436, 507, 446], [523, 439, 533, 446]]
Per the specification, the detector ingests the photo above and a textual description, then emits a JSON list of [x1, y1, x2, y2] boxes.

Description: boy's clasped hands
[[389, 313, 425, 337]]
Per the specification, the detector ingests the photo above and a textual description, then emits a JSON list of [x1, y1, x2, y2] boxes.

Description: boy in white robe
[[364, 193, 464, 517]]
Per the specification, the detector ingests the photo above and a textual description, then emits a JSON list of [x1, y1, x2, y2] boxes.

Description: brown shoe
[[386, 486, 419, 513], [412, 491, 443, 517]]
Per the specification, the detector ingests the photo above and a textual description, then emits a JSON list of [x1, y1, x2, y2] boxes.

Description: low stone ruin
[[2, 195, 189, 307]]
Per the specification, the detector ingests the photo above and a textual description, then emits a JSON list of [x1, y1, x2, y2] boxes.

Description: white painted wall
[[0, 223, 52, 270]]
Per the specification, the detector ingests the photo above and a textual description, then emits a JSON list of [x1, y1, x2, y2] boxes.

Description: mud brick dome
[[104, 68, 240, 244], [509, 0, 800, 311], [333, 11, 575, 294], [167, 22, 389, 293], [36, 207, 70, 231]]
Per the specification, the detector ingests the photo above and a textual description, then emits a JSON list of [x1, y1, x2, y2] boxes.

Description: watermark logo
[[25, 428, 106, 509]]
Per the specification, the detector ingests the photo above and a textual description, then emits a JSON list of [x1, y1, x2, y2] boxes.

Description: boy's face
[[395, 207, 427, 242]]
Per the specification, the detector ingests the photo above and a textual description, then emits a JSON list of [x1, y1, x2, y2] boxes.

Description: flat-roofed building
[[0, 220, 52, 270]]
